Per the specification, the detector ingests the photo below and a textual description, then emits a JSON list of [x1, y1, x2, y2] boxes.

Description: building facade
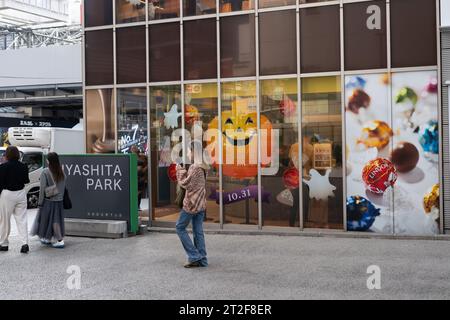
[[83, 0, 446, 235]]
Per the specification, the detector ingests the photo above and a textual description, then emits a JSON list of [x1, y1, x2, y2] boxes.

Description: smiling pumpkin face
[[207, 100, 272, 179]]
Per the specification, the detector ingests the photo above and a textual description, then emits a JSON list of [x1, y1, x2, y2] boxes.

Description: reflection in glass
[[116, 26, 146, 84], [184, 0, 216, 16], [117, 88, 148, 154], [86, 89, 116, 154], [220, 0, 254, 12], [185, 83, 220, 223], [148, 0, 180, 20], [301, 77, 343, 229], [260, 79, 299, 227], [85, 29, 114, 86], [116, 0, 146, 24], [218, 81, 258, 225], [259, 0, 295, 9], [150, 86, 182, 222], [85, 0, 113, 27], [220, 14, 256, 78]]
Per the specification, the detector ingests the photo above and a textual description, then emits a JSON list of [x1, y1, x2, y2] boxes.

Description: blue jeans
[[176, 210, 208, 267]]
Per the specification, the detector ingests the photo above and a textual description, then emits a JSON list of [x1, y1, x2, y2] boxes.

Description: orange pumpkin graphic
[[207, 99, 273, 179]]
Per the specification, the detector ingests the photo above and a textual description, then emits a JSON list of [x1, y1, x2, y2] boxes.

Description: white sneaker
[[52, 240, 65, 249], [40, 238, 51, 245]]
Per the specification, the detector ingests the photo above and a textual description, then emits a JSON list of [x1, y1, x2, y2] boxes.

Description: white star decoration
[[163, 104, 181, 129], [303, 169, 336, 201]]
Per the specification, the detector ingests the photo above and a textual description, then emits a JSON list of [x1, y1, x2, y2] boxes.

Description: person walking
[[33, 152, 66, 248], [175, 141, 209, 268], [0, 146, 30, 253]]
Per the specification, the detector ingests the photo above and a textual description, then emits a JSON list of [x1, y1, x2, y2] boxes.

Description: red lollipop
[[362, 158, 397, 194], [283, 167, 299, 189], [167, 163, 177, 182]]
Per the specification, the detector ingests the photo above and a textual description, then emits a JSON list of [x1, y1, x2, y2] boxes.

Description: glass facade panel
[[116, 0, 146, 24], [86, 89, 116, 154], [259, 10, 297, 76], [150, 86, 182, 222], [259, 0, 295, 9], [185, 83, 220, 222], [184, 19, 217, 80], [344, 0, 387, 70], [85, 29, 114, 86], [84, 0, 113, 27], [117, 88, 148, 154], [116, 26, 146, 84], [219, 0, 254, 13], [301, 77, 343, 229], [260, 79, 299, 227], [149, 23, 181, 82], [300, 6, 340, 73], [220, 14, 256, 78], [219, 81, 258, 225], [149, 0, 180, 20], [390, 0, 437, 68], [184, 0, 217, 16]]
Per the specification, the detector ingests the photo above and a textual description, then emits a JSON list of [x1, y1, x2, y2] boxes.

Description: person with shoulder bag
[[0, 146, 30, 254], [31, 152, 67, 248], [175, 140, 209, 268]]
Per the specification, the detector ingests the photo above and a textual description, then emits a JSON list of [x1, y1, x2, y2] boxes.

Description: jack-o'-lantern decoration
[[208, 99, 273, 179], [184, 104, 200, 126]]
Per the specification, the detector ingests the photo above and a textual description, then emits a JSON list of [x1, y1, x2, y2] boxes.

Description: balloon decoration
[[207, 99, 273, 179], [283, 167, 299, 190], [167, 163, 177, 182], [184, 104, 200, 126], [358, 120, 393, 150], [362, 158, 397, 194], [346, 196, 381, 231]]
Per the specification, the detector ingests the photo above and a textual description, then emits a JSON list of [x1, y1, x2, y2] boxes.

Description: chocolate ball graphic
[[390, 142, 419, 173]]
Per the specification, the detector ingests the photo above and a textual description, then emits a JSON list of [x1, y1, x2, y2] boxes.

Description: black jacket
[[0, 160, 30, 192]]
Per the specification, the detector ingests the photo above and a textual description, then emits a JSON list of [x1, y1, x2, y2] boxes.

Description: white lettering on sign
[[366, 5, 381, 30], [63, 164, 123, 191]]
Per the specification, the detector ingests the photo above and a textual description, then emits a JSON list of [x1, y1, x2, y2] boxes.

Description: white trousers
[[0, 189, 28, 246]]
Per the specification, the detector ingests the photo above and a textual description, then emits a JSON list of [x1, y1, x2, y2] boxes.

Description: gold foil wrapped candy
[[423, 184, 439, 214], [358, 120, 393, 150]]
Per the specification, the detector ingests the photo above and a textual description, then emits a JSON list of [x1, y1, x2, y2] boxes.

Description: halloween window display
[[345, 71, 440, 235], [149, 86, 182, 222], [301, 77, 344, 229], [116, 0, 146, 24]]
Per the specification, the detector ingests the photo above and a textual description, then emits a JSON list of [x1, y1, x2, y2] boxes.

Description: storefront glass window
[[86, 89, 116, 154], [260, 79, 299, 227], [220, 14, 256, 78], [300, 6, 340, 73], [148, 0, 180, 21], [84, 0, 113, 27], [390, 0, 437, 68], [116, 0, 146, 24], [345, 73, 393, 233], [150, 86, 182, 221], [184, 0, 216, 16], [116, 26, 146, 84], [117, 88, 148, 154], [259, 10, 297, 76], [85, 29, 114, 86], [185, 83, 220, 223], [301, 77, 343, 229], [344, 0, 387, 71], [149, 23, 181, 82], [219, 0, 254, 13], [184, 19, 217, 80], [259, 0, 295, 9], [219, 81, 258, 225]]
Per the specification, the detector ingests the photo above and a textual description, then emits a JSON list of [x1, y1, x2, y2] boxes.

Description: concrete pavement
[[2, 217, 450, 299]]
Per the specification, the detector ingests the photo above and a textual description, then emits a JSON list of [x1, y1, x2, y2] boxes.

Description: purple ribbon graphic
[[208, 185, 271, 205]]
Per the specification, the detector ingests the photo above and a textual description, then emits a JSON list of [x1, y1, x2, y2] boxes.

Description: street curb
[[147, 227, 450, 242]]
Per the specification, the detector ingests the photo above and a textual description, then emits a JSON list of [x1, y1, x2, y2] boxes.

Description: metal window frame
[[82, 0, 444, 234]]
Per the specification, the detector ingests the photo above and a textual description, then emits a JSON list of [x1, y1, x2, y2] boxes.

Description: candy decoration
[[167, 163, 177, 182], [390, 142, 419, 173], [358, 120, 393, 150], [345, 76, 366, 89], [424, 78, 438, 95], [362, 158, 397, 194], [283, 167, 299, 189], [423, 184, 439, 214], [395, 87, 418, 106], [347, 89, 371, 114], [346, 196, 381, 231], [419, 121, 439, 154]]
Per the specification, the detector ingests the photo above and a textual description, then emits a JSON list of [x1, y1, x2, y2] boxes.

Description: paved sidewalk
[[1, 223, 450, 299]]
